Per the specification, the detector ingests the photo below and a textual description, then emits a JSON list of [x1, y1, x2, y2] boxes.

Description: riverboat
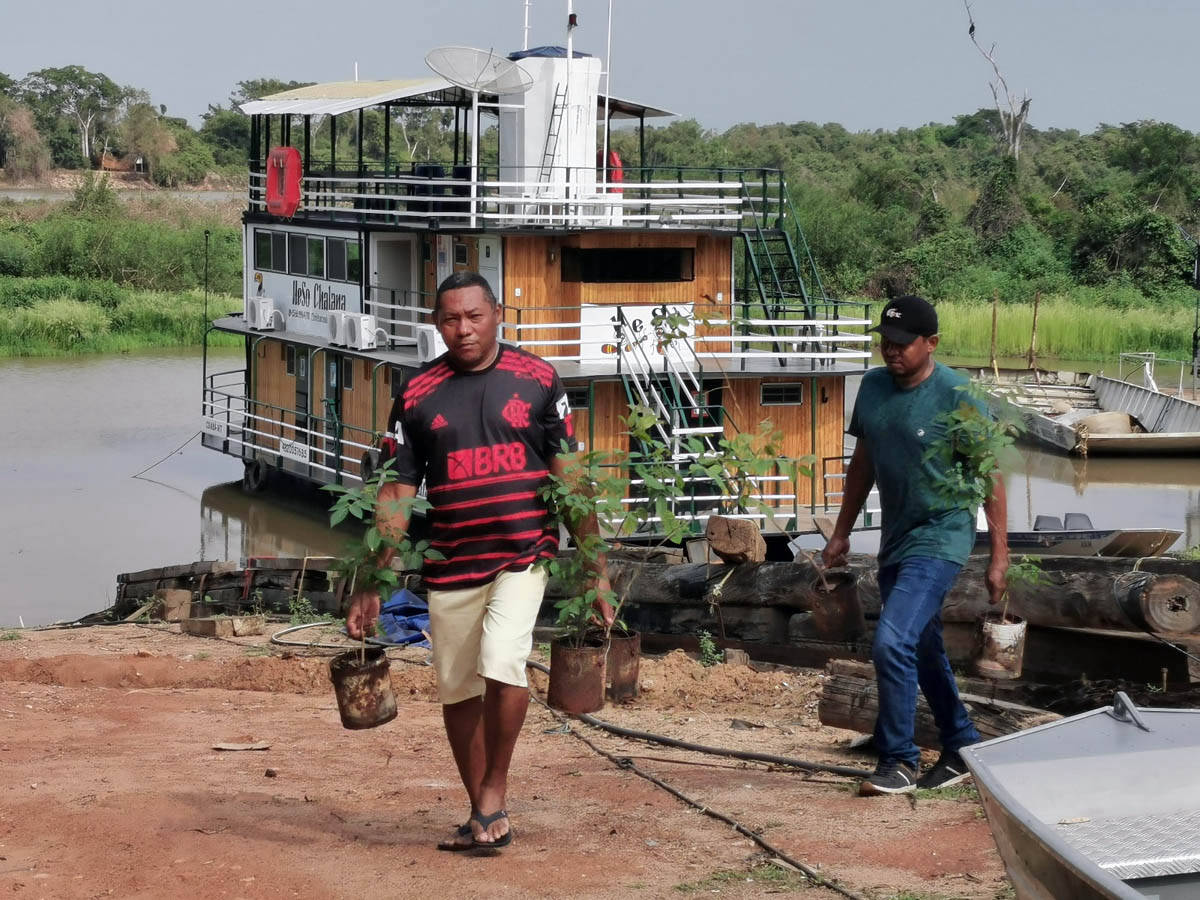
[[199, 13, 871, 535]]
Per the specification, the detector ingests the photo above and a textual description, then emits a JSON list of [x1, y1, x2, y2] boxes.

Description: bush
[[896, 226, 981, 296], [0, 275, 128, 310], [4, 299, 111, 349], [0, 231, 31, 275]]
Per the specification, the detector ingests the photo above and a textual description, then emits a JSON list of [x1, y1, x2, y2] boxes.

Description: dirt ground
[[0, 624, 1011, 900]]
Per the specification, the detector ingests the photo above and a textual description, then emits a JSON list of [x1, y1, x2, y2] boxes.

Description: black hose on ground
[[525, 659, 872, 780], [529, 689, 870, 900]]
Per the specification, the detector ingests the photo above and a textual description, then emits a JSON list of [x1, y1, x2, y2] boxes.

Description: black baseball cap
[[869, 295, 938, 344]]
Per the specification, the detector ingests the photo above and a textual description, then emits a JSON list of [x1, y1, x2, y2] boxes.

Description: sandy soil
[[0, 624, 1010, 900]]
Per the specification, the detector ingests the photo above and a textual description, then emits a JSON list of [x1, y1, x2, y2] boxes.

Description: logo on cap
[[886, 308, 902, 318]]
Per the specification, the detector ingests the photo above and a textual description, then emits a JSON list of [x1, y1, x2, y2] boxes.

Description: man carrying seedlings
[[821, 295, 1009, 796], [346, 271, 612, 849]]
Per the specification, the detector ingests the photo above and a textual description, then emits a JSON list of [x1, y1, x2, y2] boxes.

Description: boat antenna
[[523, 0, 531, 50], [565, 0, 575, 197], [601, 0, 613, 187]]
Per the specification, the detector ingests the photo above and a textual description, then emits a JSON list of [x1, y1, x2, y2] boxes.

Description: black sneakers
[[858, 759, 918, 796], [916, 750, 972, 790]]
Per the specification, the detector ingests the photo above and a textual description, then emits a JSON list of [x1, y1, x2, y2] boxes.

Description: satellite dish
[[424, 48, 534, 227], [424, 46, 533, 95]]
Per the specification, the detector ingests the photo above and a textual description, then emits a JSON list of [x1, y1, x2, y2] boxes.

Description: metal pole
[[202, 229, 210, 409], [524, 0, 531, 50], [601, 0, 613, 188], [565, 0, 574, 218], [470, 89, 479, 228]]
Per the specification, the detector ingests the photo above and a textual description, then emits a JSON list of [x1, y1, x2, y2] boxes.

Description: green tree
[[117, 102, 177, 177], [230, 78, 314, 105], [0, 96, 50, 179], [199, 105, 250, 167], [18, 66, 125, 166]]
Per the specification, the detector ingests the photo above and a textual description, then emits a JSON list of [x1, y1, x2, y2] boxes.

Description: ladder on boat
[[536, 83, 567, 192]]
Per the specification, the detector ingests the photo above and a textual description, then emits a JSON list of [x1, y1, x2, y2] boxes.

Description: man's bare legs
[[442, 679, 529, 844]]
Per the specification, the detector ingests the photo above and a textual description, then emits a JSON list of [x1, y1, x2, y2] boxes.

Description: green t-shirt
[[848, 361, 981, 568]]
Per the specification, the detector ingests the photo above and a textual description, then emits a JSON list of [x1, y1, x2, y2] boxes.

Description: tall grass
[[0, 288, 242, 357], [925, 298, 1195, 361]]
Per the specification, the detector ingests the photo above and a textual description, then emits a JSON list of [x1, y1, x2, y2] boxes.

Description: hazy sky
[[3, 0, 1199, 134]]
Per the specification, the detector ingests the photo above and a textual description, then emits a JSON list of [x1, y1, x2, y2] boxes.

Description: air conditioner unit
[[414, 323, 448, 362], [328, 310, 350, 346], [347, 313, 383, 351], [246, 297, 280, 331]]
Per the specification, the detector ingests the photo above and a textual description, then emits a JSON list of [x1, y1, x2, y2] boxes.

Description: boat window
[[285, 344, 296, 376], [761, 383, 805, 406], [346, 241, 362, 283], [254, 230, 275, 271], [565, 387, 589, 411], [343, 358, 353, 391], [271, 233, 286, 272], [288, 234, 307, 276], [307, 237, 324, 279], [560, 247, 695, 283], [327, 239, 347, 280]]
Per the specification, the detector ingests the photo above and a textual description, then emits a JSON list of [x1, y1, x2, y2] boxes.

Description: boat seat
[[1033, 515, 1063, 532], [1057, 808, 1200, 881], [1062, 513, 1094, 531]]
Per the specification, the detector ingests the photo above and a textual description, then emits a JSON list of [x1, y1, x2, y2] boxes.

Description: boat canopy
[[240, 77, 674, 120]]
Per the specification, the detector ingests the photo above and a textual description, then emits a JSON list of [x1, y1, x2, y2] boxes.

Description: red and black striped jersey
[[380, 346, 576, 589]]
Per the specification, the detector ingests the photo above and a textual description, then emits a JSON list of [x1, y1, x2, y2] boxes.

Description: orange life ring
[[266, 146, 302, 217], [598, 148, 624, 193]]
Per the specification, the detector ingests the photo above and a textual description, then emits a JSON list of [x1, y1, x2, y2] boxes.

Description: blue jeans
[[873, 557, 980, 768]]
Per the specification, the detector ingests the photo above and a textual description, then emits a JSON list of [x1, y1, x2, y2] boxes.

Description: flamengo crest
[[502, 393, 532, 428]]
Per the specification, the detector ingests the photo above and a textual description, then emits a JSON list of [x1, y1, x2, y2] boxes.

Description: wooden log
[[1112, 571, 1200, 634], [817, 660, 1061, 750], [542, 555, 1200, 637]]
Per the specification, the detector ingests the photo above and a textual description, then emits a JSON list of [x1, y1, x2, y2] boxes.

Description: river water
[[1, 351, 1197, 627]]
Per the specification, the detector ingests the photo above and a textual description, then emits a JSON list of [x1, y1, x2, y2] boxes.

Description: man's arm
[[346, 480, 419, 639], [982, 475, 1009, 605], [549, 453, 614, 626], [821, 442, 875, 569]]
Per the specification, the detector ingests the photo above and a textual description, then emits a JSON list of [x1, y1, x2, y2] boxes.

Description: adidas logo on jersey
[[431, 414, 449, 430]]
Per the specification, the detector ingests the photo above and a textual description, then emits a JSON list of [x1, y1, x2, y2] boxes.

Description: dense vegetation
[[0, 178, 240, 355], [2, 65, 1199, 360]]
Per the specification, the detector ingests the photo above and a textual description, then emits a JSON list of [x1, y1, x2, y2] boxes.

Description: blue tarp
[[508, 45, 592, 60], [376, 588, 430, 647]]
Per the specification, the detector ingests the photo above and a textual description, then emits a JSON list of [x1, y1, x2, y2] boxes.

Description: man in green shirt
[[822, 295, 1008, 795]]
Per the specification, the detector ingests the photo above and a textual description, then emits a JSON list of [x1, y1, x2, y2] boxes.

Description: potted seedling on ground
[[322, 461, 441, 729]]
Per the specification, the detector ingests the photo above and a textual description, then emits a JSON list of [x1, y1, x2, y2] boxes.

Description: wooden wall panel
[[503, 235, 577, 359], [501, 233, 734, 360], [252, 338, 292, 450], [719, 374, 846, 509], [588, 380, 629, 457]]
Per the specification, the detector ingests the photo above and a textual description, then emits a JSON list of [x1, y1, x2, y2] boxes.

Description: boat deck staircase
[[535, 83, 567, 195]]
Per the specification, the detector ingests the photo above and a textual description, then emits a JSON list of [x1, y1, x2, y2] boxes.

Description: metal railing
[[248, 164, 794, 232], [820, 454, 880, 528], [202, 369, 381, 485], [500, 300, 871, 369]]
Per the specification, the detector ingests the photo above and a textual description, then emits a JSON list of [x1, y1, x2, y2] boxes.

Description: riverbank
[[0, 285, 241, 356], [0, 623, 1008, 899]]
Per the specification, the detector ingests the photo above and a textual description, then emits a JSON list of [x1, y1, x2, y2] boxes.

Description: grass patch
[[0, 287, 241, 357], [912, 783, 980, 803], [674, 863, 810, 893], [1, 630, 21, 640], [933, 297, 1196, 361], [243, 645, 273, 657]]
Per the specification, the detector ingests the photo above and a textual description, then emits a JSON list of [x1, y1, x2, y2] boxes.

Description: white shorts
[[426, 565, 548, 705]]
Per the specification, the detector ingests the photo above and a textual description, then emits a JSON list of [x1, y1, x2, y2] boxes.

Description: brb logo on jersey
[[501, 393, 531, 429], [447, 442, 528, 480]]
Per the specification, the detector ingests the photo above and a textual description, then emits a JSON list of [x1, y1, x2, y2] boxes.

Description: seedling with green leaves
[[925, 381, 1024, 512], [540, 407, 810, 649], [323, 459, 444, 659], [999, 554, 1049, 622]]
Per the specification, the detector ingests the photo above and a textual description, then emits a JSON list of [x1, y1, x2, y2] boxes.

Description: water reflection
[[199, 480, 347, 562]]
